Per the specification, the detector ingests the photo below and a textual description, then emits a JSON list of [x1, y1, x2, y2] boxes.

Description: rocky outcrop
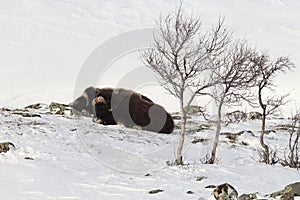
[[270, 182, 300, 199], [49, 102, 72, 115]]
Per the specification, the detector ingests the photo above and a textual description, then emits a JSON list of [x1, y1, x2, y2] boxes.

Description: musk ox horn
[[92, 96, 106, 105]]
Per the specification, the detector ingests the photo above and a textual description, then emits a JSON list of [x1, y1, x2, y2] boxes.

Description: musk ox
[[94, 88, 174, 134], [71, 86, 96, 117]]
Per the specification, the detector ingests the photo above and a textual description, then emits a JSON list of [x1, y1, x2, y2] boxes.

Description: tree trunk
[[258, 87, 270, 164], [176, 95, 186, 165], [210, 98, 223, 164], [260, 109, 270, 164]]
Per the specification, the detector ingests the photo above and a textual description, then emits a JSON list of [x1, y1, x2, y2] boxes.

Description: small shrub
[[258, 147, 279, 165], [280, 112, 300, 170]]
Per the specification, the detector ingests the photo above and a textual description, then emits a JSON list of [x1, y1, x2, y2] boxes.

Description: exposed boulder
[[208, 183, 238, 200], [270, 182, 300, 199], [0, 142, 15, 153], [25, 103, 42, 110], [49, 102, 72, 115], [221, 131, 244, 143], [238, 193, 257, 200], [12, 112, 41, 118], [225, 110, 247, 123], [247, 112, 262, 120], [149, 189, 164, 194], [184, 105, 204, 115]]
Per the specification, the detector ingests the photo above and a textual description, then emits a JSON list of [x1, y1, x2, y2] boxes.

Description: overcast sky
[[0, 0, 299, 114]]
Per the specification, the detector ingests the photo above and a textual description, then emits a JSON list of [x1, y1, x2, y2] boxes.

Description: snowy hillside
[[1, 0, 300, 199], [1, 105, 300, 199]]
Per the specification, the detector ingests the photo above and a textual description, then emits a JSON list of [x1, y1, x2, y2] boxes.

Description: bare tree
[[141, 5, 231, 165], [254, 54, 294, 164], [281, 110, 300, 169], [207, 40, 259, 164]]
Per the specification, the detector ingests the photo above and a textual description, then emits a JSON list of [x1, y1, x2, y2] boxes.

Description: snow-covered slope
[[0, 0, 299, 112], [1, 107, 300, 199], [1, 1, 300, 199]]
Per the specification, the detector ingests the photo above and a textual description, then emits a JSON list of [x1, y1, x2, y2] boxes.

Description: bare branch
[[207, 39, 260, 163]]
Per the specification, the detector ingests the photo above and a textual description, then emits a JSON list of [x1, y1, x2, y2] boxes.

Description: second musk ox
[[71, 86, 96, 117], [94, 88, 174, 134]]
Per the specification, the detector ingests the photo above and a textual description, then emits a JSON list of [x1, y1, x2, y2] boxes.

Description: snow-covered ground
[[1, 106, 300, 199], [1, 0, 300, 199]]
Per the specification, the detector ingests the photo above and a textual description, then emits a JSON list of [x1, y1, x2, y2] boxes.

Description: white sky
[[0, 0, 299, 115]]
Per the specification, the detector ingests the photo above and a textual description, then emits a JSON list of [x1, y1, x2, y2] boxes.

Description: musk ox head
[[92, 96, 111, 113], [92, 96, 116, 125]]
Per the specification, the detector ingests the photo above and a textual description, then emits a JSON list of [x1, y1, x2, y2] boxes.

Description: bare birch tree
[[141, 5, 231, 165], [281, 109, 300, 169], [254, 54, 294, 164], [207, 40, 260, 164]]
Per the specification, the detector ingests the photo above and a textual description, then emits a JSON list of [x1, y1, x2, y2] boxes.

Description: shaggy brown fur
[[94, 88, 174, 134], [95, 87, 152, 109]]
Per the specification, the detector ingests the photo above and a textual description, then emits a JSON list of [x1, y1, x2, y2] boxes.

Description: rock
[[0, 142, 15, 153], [247, 112, 262, 120], [275, 124, 293, 131], [196, 124, 212, 131], [25, 103, 42, 109], [184, 105, 204, 115], [226, 133, 238, 142], [238, 193, 257, 200], [12, 111, 41, 118], [49, 102, 71, 115], [196, 176, 207, 181], [24, 157, 34, 160], [172, 115, 181, 120], [0, 107, 12, 112], [20, 113, 41, 118], [192, 138, 209, 144], [210, 183, 238, 200], [149, 189, 164, 194], [281, 192, 294, 200], [262, 130, 276, 135], [241, 141, 249, 146], [270, 182, 300, 199], [225, 110, 247, 123], [221, 131, 244, 143], [205, 185, 217, 189], [287, 182, 300, 196], [172, 115, 191, 120], [238, 194, 251, 200]]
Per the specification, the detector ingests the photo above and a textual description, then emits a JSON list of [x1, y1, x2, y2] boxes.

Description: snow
[[1, 107, 300, 199], [1, 0, 300, 199]]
